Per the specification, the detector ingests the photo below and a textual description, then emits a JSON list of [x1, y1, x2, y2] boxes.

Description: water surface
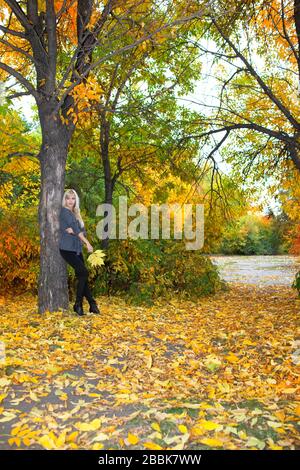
[[210, 255, 300, 286]]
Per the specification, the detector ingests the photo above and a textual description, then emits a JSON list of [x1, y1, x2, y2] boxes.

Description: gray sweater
[[59, 207, 86, 254]]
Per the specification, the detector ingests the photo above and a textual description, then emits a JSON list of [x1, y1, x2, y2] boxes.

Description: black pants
[[59, 249, 94, 304]]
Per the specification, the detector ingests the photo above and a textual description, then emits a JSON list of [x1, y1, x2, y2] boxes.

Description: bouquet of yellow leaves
[[87, 249, 106, 267]]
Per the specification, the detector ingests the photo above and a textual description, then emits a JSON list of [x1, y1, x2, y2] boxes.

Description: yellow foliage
[[200, 437, 223, 447], [87, 249, 106, 267], [127, 433, 139, 445], [0, 279, 298, 450], [0, 209, 40, 291], [75, 419, 102, 431]]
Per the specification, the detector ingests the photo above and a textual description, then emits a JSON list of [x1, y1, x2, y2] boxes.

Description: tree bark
[[100, 114, 115, 250], [37, 101, 72, 313]]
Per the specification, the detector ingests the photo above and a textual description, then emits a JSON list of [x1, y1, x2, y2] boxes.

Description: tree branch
[[55, 6, 211, 115], [179, 122, 295, 147], [4, 0, 32, 30], [0, 37, 34, 62], [45, 0, 57, 93], [0, 24, 26, 38], [211, 17, 300, 131], [0, 61, 38, 99]]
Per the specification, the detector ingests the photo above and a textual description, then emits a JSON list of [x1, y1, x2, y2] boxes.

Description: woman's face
[[66, 193, 76, 210]]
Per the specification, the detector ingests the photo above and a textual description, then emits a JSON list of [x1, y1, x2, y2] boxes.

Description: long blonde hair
[[62, 189, 85, 228]]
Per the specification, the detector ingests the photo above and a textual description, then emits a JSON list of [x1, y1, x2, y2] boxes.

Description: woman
[[59, 188, 100, 316]]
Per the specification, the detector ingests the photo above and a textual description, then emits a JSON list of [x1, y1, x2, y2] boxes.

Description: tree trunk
[[37, 106, 72, 314], [100, 115, 115, 250]]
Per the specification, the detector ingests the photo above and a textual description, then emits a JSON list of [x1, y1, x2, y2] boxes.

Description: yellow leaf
[[93, 443, 104, 450], [56, 432, 66, 448], [0, 394, 7, 403], [93, 433, 109, 442], [0, 413, 17, 422], [87, 250, 106, 267], [29, 390, 39, 402], [70, 443, 78, 449], [23, 437, 31, 446], [190, 340, 204, 354], [151, 423, 161, 433], [268, 421, 283, 429], [19, 428, 31, 437], [127, 433, 139, 445], [191, 425, 205, 437], [146, 354, 153, 369], [199, 420, 221, 431], [225, 353, 239, 363], [144, 442, 163, 450], [200, 438, 223, 448], [275, 428, 286, 434], [39, 435, 56, 450], [0, 378, 10, 387], [269, 443, 283, 450], [11, 426, 21, 436], [75, 419, 101, 431], [178, 424, 188, 434], [119, 438, 125, 447], [199, 402, 214, 410], [294, 405, 300, 416], [217, 382, 231, 393], [178, 403, 201, 409], [238, 431, 248, 440], [243, 339, 257, 346], [58, 393, 68, 401]]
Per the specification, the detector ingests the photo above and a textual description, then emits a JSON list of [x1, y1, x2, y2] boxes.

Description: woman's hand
[[65, 227, 75, 234], [86, 242, 93, 253]]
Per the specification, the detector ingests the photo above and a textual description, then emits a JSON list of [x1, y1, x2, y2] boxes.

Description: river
[[210, 255, 300, 286]]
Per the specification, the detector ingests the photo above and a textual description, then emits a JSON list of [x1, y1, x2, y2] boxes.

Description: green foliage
[[89, 238, 223, 306], [218, 212, 288, 255], [0, 207, 223, 305], [292, 271, 300, 297], [0, 103, 41, 212]]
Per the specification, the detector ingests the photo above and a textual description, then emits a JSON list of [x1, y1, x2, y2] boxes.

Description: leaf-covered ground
[[0, 284, 299, 450]]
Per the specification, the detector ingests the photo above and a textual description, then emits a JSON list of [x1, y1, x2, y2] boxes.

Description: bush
[[219, 213, 287, 255], [88, 238, 223, 305], [0, 208, 223, 305], [0, 207, 40, 293]]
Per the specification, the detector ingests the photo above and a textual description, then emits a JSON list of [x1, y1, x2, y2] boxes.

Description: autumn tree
[[179, 0, 300, 186], [65, 19, 205, 248], [0, 101, 40, 210], [0, 0, 211, 313]]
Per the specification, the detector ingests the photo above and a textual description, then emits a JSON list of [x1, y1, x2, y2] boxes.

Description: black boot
[[73, 301, 85, 316], [89, 300, 100, 314]]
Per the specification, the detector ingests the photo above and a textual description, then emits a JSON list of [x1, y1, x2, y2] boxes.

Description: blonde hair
[[62, 189, 85, 228]]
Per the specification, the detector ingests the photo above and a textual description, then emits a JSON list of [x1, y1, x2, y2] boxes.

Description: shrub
[[0, 207, 40, 293], [89, 238, 223, 305], [0, 209, 223, 305]]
